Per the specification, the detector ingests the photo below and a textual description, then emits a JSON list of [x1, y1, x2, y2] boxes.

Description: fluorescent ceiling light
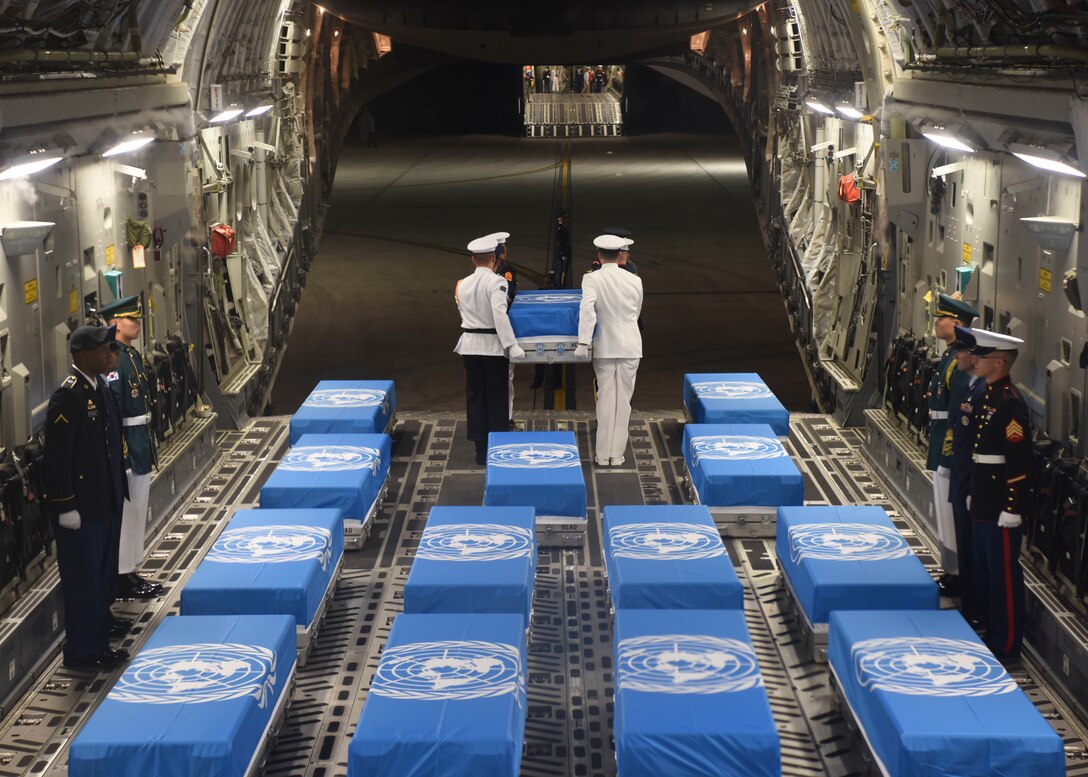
[[836, 105, 863, 119], [102, 136, 153, 157], [246, 104, 273, 118], [922, 131, 974, 153], [1012, 152, 1086, 178], [209, 108, 244, 124], [0, 156, 63, 180], [805, 100, 834, 115]]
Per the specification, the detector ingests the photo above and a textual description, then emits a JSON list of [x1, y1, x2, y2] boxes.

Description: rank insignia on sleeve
[[1005, 419, 1024, 442], [499, 285, 507, 293]]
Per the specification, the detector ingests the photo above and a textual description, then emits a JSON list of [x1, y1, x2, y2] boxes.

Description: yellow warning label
[[69, 288, 78, 315], [105, 244, 116, 267], [23, 278, 38, 304], [1040, 268, 1053, 293], [962, 243, 973, 264]]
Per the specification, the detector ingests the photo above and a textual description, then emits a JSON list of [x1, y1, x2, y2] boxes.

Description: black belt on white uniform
[[462, 327, 497, 334]]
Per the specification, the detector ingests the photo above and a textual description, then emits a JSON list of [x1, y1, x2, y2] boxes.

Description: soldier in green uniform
[[100, 295, 164, 600], [927, 293, 978, 597]]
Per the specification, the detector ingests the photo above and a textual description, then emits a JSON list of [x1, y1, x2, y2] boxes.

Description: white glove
[[998, 512, 1022, 529], [966, 496, 972, 510], [58, 510, 81, 531], [574, 344, 589, 359], [508, 345, 526, 360]]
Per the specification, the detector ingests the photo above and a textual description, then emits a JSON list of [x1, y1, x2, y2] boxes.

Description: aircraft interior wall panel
[[996, 161, 1050, 406]]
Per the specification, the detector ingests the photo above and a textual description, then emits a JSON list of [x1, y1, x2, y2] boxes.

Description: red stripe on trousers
[[1002, 529, 1015, 655]]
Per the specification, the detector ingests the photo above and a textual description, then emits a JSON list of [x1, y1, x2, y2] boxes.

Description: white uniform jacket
[[454, 266, 518, 356], [578, 263, 644, 358]]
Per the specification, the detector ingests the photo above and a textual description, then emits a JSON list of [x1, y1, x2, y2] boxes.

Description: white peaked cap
[[593, 234, 629, 251], [971, 329, 1024, 352], [467, 235, 500, 254], [485, 231, 510, 244]]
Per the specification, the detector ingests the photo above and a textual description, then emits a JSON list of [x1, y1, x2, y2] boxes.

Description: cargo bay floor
[[0, 411, 1085, 777]]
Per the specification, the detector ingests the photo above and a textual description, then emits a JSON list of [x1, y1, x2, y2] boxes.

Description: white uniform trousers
[[933, 466, 958, 575], [118, 470, 151, 575], [593, 358, 639, 463]]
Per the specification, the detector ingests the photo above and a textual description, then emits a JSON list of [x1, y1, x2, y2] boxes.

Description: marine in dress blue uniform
[[946, 326, 986, 621], [927, 293, 978, 596], [99, 294, 163, 600], [968, 329, 1031, 660], [43, 326, 129, 670]]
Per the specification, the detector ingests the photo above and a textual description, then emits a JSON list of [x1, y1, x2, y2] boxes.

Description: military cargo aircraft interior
[[0, 1, 1086, 775]]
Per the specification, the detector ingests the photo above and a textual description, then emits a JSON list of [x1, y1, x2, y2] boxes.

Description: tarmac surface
[[271, 132, 811, 415]]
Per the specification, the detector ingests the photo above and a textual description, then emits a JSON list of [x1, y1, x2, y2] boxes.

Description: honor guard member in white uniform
[[455, 235, 525, 465], [926, 293, 978, 597], [576, 234, 644, 466], [486, 231, 518, 426], [100, 295, 164, 600]]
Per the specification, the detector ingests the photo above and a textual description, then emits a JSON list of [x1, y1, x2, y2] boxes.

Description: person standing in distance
[[43, 325, 130, 670], [926, 293, 978, 597], [455, 235, 525, 465], [576, 234, 643, 466], [968, 329, 1031, 661], [100, 294, 164, 601]]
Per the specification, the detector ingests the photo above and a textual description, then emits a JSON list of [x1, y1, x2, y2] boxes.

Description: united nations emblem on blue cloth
[[280, 445, 382, 472], [788, 523, 910, 563], [370, 640, 524, 702], [208, 525, 333, 571], [515, 293, 579, 304], [691, 381, 774, 400], [487, 443, 580, 468], [109, 643, 279, 707], [609, 523, 724, 560], [689, 435, 787, 463], [852, 637, 1017, 697], [416, 524, 534, 562], [617, 635, 763, 694], [303, 388, 388, 409]]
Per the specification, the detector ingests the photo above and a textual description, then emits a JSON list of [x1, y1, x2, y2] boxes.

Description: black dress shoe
[[109, 620, 131, 637], [104, 648, 130, 661], [129, 573, 164, 596], [116, 573, 161, 600], [937, 575, 961, 598], [64, 652, 126, 671]]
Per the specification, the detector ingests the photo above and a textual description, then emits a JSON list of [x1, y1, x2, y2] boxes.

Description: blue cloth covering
[[614, 608, 780, 777], [483, 431, 587, 518], [682, 424, 803, 507], [828, 610, 1064, 777], [289, 380, 396, 444], [508, 290, 582, 338], [683, 373, 790, 437], [69, 614, 296, 777], [776, 506, 938, 626], [404, 506, 537, 621], [603, 505, 742, 610], [349, 612, 528, 777], [181, 509, 345, 631], [260, 433, 391, 520]]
